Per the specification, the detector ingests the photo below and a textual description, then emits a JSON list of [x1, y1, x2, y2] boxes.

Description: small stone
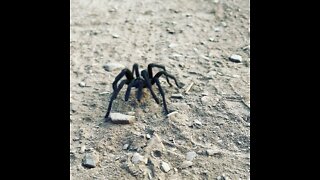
[[122, 144, 129, 150], [186, 151, 197, 161], [209, 37, 215, 42], [229, 54, 242, 63], [168, 43, 178, 48], [146, 134, 151, 139], [80, 145, 86, 153], [214, 27, 221, 32], [103, 63, 125, 72], [79, 82, 86, 87], [171, 94, 184, 99], [221, 22, 227, 27], [242, 45, 250, 51], [112, 34, 119, 38], [206, 149, 218, 156], [201, 92, 209, 96], [161, 161, 171, 173], [167, 28, 175, 34], [109, 113, 135, 124], [131, 153, 144, 164], [178, 63, 185, 68], [181, 161, 193, 169], [82, 153, 96, 168], [193, 120, 202, 126], [201, 96, 211, 104], [217, 175, 226, 180]]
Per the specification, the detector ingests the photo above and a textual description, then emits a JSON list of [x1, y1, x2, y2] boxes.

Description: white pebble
[[79, 82, 86, 87], [229, 54, 242, 63], [186, 151, 197, 161], [181, 160, 193, 169], [161, 161, 171, 173]]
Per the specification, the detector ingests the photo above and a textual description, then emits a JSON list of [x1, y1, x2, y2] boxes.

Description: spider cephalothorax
[[105, 63, 182, 120]]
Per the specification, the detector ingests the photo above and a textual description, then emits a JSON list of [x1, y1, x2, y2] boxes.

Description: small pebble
[[161, 161, 171, 173], [201, 92, 209, 96], [221, 22, 227, 27], [112, 34, 119, 38], [79, 82, 86, 87], [209, 37, 215, 42], [171, 94, 184, 99], [146, 134, 151, 139], [207, 71, 217, 79], [206, 149, 218, 156], [229, 54, 242, 63], [167, 28, 175, 34], [181, 161, 193, 169], [122, 144, 129, 150], [201, 96, 211, 104], [168, 43, 178, 48], [131, 153, 144, 164], [214, 27, 221, 32], [193, 120, 202, 126], [109, 113, 135, 124], [217, 175, 226, 180], [186, 151, 197, 161], [82, 153, 96, 168], [103, 63, 125, 72], [80, 145, 86, 153]]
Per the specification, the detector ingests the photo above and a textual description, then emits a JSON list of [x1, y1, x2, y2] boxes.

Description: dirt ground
[[70, 0, 250, 179]]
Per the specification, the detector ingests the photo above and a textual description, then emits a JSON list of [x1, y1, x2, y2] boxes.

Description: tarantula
[[104, 63, 182, 120]]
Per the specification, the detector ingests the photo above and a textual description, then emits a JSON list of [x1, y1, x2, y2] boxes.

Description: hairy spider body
[[105, 63, 182, 120]]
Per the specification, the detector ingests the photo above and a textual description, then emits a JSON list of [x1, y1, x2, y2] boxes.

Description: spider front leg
[[124, 80, 135, 101], [148, 63, 172, 86], [141, 70, 160, 104], [105, 80, 128, 120], [112, 68, 133, 91], [154, 78, 169, 114], [153, 71, 182, 88], [132, 63, 140, 79], [136, 79, 144, 101]]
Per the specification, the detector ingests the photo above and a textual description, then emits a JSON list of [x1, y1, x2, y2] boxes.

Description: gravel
[[82, 153, 96, 168], [131, 153, 145, 164], [181, 161, 193, 169], [161, 161, 171, 173], [186, 151, 197, 161], [229, 54, 242, 63], [109, 113, 135, 124]]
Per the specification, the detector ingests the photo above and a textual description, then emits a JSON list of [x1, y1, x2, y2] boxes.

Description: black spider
[[104, 63, 182, 120]]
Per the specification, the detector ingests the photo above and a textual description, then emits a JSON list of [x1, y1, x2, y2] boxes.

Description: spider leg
[[105, 80, 128, 120], [112, 68, 133, 91], [136, 80, 144, 101], [153, 71, 182, 88], [132, 63, 140, 78], [124, 80, 135, 101], [154, 78, 169, 114], [148, 63, 172, 86], [141, 70, 160, 104]]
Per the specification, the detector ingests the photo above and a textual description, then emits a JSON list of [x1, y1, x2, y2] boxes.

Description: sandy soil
[[70, 0, 250, 179]]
